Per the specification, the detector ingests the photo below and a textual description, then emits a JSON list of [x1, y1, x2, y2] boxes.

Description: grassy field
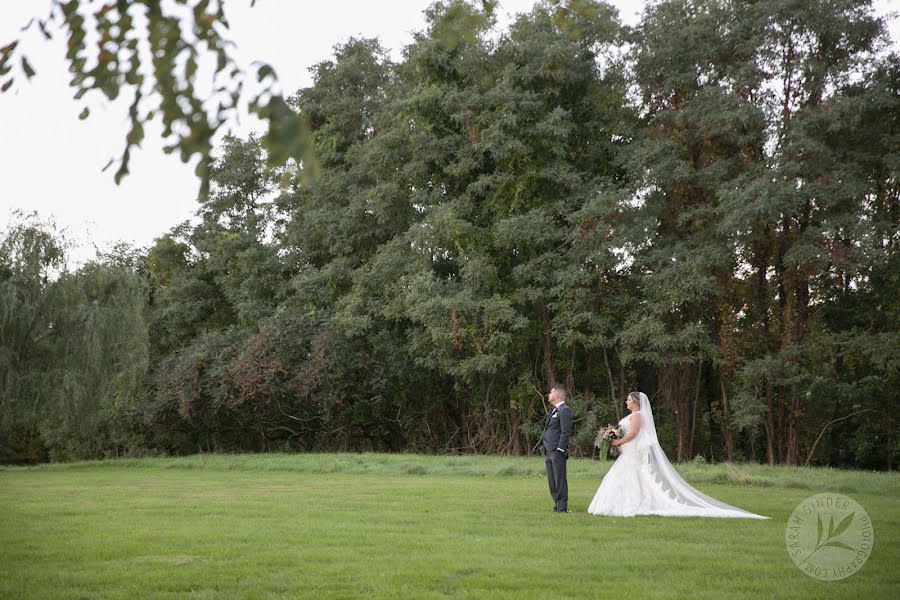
[[1, 453, 897, 599]]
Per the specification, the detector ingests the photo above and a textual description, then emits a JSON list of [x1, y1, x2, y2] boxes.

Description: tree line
[[2, 0, 897, 469]]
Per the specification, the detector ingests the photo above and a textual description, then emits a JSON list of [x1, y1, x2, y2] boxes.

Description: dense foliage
[[2, 0, 897, 468]]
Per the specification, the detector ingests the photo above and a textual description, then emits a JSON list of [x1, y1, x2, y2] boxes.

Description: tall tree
[[0, 213, 148, 461]]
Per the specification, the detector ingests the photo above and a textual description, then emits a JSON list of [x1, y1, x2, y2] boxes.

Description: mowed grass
[[0, 454, 897, 599]]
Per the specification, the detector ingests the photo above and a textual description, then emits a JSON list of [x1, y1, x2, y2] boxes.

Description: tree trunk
[[755, 251, 776, 466], [661, 362, 694, 462], [536, 296, 556, 389], [688, 361, 701, 459], [785, 395, 801, 465], [777, 387, 787, 463], [509, 407, 522, 456], [602, 345, 620, 420], [749, 426, 757, 460], [618, 363, 625, 420], [456, 388, 471, 451], [719, 375, 733, 462], [765, 379, 776, 465]]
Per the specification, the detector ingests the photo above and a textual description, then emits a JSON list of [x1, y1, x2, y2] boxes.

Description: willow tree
[[0, 214, 148, 461]]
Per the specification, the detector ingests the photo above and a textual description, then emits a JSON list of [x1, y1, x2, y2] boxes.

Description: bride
[[587, 392, 768, 519]]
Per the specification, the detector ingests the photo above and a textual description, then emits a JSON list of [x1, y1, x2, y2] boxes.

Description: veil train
[[634, 392, 768, 519]]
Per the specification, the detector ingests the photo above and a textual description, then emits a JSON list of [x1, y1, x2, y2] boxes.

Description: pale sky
[[0, 1, 896, 269]]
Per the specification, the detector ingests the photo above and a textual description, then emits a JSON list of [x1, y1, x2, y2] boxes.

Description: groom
[[541, 386, 573, 513]]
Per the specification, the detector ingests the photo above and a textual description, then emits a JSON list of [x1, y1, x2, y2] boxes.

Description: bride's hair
[[627, 392, 641, 407]]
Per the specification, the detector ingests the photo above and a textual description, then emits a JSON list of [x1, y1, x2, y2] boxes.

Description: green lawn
[[1, 454, 897, 599]]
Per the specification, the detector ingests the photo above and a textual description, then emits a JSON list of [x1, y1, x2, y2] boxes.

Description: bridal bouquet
[[595, 424, 625, 459]]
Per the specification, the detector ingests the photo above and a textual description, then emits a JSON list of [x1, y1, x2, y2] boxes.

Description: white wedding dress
[[587, 393, 768, 519]]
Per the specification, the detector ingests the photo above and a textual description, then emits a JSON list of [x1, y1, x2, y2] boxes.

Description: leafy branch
[[798, 511, 856, 566], [1, 0, 315, 195]]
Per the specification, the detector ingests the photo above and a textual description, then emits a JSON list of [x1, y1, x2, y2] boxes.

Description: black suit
[[541, 402, 573, 512]]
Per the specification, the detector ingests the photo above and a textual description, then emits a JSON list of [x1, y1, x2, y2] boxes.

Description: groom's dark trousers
[[541, 403, 573, 512]]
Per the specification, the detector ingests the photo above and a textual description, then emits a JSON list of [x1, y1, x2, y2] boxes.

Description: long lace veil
[[635, 392, 768, 519]]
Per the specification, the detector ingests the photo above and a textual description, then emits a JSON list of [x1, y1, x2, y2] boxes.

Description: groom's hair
[[552, 386, 566, 400]]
